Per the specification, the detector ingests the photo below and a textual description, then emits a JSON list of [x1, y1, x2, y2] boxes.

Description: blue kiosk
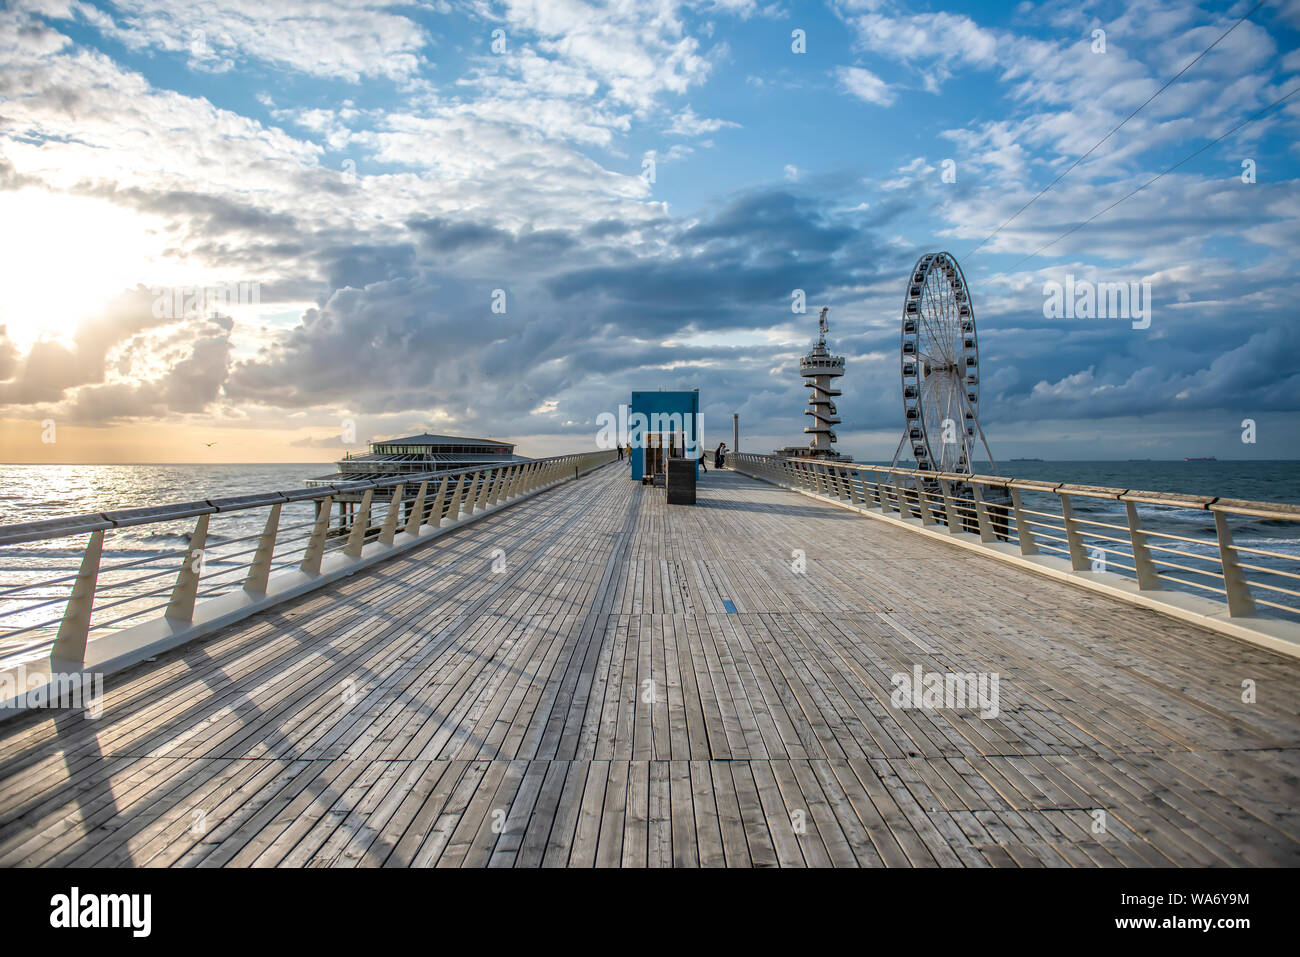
[[629, 389, 701, 483]]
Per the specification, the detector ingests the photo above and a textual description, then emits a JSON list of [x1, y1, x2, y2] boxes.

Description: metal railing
[[731, 453, 1300, 630], [0, 449, 617, 672]]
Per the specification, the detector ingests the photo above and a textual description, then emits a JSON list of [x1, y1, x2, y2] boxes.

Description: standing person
[[714, 442, 727, 469], [617, 443, 624, 461], [624, 442, 631, 463]]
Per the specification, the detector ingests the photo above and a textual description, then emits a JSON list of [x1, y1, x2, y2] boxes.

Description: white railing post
[[847, 469, 864, 506], [1010, 488, 1038, 555], [165, 514, 210, 622], [300, 495, 332, 574], [379, 484, 405, 545], [344, 490, 373, 558], [244, 503, 281, 593], [49, 529, 105, 667], [1214, 510, 1257, 617], [870, 470, 886, 512], [405, 481, 429, 536], [915, 480, 937, 526], [938, 478, 961, 534], [427, 476, 450, 527], [469, 471, 488, 511], [460, 472, 479, 514], [1059, 493, 1091, 571], [970, 483, 996, 543], [892, 473, 911, 519], [1125, 501, 1162, 591], [446, 474, 466, 521]]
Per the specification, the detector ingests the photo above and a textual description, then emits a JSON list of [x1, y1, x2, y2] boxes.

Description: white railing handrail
[[730, 452, 1300, 654], [766, 454, 1300, 522], [0, 449, 618, 694], [0, 457, 561, 547]]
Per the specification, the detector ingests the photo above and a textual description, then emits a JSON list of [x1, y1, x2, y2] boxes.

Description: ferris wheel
[[892, 251, 997, 475]]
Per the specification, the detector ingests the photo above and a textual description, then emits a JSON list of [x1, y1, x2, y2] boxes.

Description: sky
[[0, 0, 1297, 464]]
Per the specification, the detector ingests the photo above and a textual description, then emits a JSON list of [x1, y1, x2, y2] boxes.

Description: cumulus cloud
[[835, 65, 895, 106], [0, 0, 1295, 462], [74, 0, 431, 83]]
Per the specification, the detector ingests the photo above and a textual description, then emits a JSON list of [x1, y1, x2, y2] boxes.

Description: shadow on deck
[[0, 464, 1296, 867]]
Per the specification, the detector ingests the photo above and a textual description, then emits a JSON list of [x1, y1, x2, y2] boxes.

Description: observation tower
[[776, 307, 851, 461]]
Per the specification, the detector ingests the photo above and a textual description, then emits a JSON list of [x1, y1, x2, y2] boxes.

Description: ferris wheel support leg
[[889, 432, 906, 469], [959, 391, 999, 475]]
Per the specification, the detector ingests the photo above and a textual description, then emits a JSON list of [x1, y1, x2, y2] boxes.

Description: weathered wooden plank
[[1, 463, 1297, 868]]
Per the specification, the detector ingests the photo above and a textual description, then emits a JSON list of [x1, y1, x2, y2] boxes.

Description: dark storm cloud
[[321, 242, 419, 291], [546, 189, 902, 331], [80, 184, 303, 239], [224, 184, 904, 435], [409, 217, 579, 259], [409, 218, 510, 253], [680, 190, 856, 251]]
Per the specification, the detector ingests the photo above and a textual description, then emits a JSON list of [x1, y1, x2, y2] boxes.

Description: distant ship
[[1184, 456, 1217, 462], [1009, 457, 1043, 461]]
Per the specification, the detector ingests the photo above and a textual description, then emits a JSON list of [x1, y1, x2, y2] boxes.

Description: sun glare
[[0, 189, 179, 350]]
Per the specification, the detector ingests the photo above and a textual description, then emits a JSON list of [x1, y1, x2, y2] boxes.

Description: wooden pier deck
[[0, 463, 1296, 867]]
